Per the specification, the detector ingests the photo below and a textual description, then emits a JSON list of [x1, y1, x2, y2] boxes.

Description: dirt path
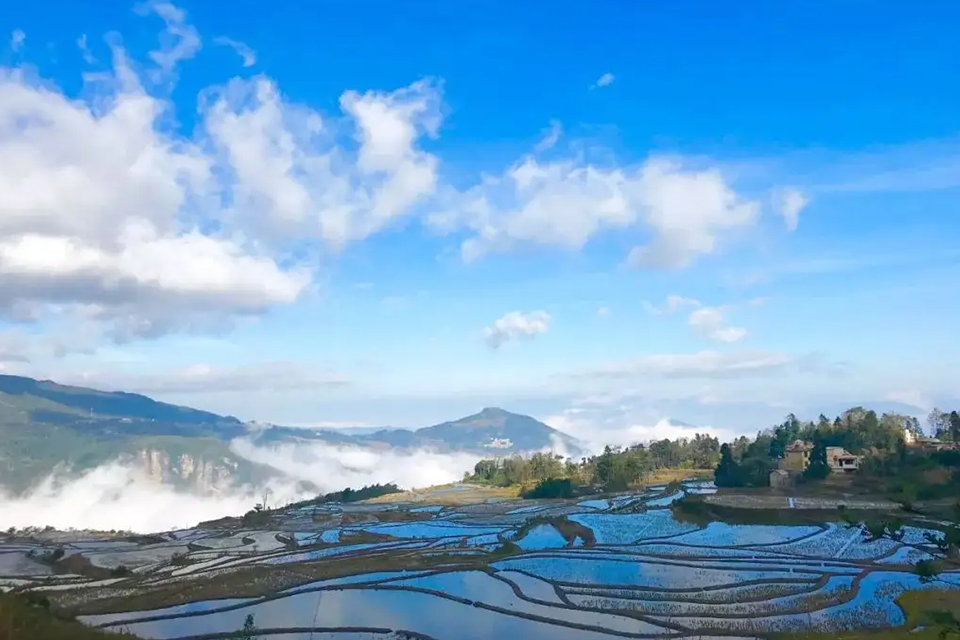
[[704, 494, 899, 510]]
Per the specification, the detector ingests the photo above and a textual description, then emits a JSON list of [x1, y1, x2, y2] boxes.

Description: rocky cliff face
[[133, 449, 241, 494]]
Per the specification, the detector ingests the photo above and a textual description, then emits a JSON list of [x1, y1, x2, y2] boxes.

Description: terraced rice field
[[1, 480, 957, 640]]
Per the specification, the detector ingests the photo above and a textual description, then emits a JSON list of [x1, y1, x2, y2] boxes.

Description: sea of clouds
[[0, 413, 734, 533], [0, 439, 483, 533]]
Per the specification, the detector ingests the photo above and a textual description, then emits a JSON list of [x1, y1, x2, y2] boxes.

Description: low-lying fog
[[0, 417, 726, 533], [0, 439, 483, 533]]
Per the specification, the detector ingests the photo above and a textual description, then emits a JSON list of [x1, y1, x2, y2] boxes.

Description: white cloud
[[777, 187, 808, 231], [0, 326, 104, 363], [0, 13, 443, 344], [0, 440, 480, 531], [643, 294, 701, 315], [569, 349, 797, 380], [597, 306, 611, 318], [214, 36, 256, 67], [625, 160, 760, 268], [10, 30, 25, 52], [0, 462, 280, 532], [433, 157, 762, 267], [593, 72, 615, 88], [544, 410, 738, 455], [0, 7, 799, 360], [231, 439, 479, 494], [688, 306, 748, 343], [61, 361, 351, 395], [482, 310, 551, 349], [533, 119, 562, 153], [883, 389, 932, 412], [137, 0, 202, 76], [0, 334, 30, 363], [643, 295, 748, 343], [204, 76, 442, 247], [77, 35, 97, 64]]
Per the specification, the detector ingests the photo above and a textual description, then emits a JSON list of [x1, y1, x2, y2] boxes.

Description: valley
[[0, 374, 583, 498], [2, 480, 959, 639]]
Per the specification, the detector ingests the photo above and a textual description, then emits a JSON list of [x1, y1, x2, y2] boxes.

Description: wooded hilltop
[[463, 406, 960, 499]]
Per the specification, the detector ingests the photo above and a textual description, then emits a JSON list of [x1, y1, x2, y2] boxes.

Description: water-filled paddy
[[3, 479, 958, 639]]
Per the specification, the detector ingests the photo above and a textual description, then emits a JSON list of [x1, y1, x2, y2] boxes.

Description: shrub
[[522, 477, 574, 499]]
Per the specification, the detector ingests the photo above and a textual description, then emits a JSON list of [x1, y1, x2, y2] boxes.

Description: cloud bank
[[0, 439, 481, 533]]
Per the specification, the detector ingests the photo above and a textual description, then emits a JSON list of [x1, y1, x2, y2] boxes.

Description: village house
[[769, 469, 791, 489], [781, 440, 813, 472], [780, 440, 861, 474], [826, 446, 861, 473], [903, 425, 956, 451]]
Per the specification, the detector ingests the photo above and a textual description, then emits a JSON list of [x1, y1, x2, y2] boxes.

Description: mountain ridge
[[0, 374, 584, 494]]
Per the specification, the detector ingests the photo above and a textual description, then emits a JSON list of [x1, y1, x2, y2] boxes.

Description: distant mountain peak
[[478, 406, 508, 416]]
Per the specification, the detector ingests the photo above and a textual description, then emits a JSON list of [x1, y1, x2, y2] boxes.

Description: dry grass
[[366, 484, 520, 505], [67, 549, 491, 616], [0, 592, 144, 639], [772, 589, 960, 640], [642, 468, 713, 485]]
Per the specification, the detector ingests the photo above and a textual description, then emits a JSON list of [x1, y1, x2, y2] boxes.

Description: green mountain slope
[[0, 376, 257, 495], [0, 374, 584, 495]]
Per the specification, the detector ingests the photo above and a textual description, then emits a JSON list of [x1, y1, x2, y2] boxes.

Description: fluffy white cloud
[[594, 72, 615, 88], [0, 64, 310, 338], [1, 4, 800, 357], [777, 187, 808, 231], [688, 306, 748, 343], [214, 36, 256, 67], [231, 439, 479, 493], [0, 462, 280, 532], [0, 440, 479, 531], [0, 8, 443, 345], [482, 311, 551, 349], [204, 76, 441, 247], [544, 409, 740, 455], [433, 157, 761, 267]]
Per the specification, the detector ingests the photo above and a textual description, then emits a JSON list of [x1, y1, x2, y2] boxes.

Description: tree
[[714, 444, 743, 488], [803, 439, 831, 481], [690, 433, 720, 468], [730, 436, 751, 460], [739, 456, 775, 487], [769, 414, 802, 459], [949, 411, 960, 443], [929, 408, 950, 439], [882, 413, 923, 438], [239, 613, 259, 640]]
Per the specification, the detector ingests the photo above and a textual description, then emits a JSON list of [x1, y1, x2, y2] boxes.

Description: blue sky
[[1, 1, 958, 443]]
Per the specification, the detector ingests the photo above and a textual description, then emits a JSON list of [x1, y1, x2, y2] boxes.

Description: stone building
[[769, 469, 792, 489], [781, 440, 813, 472], [780, 440, 861, 473]]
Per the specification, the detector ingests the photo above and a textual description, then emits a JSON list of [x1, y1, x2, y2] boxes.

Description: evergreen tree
[[803, 439, 831, 481], [714, 443, 743, 487]]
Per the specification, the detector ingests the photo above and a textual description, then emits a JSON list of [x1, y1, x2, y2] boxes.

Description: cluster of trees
[[927, 408, 960, 443], [318, 483, 401, 503], [716, 406, 960, 489], [466, 434, 720, 494], [465, 405, 959, 496]]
